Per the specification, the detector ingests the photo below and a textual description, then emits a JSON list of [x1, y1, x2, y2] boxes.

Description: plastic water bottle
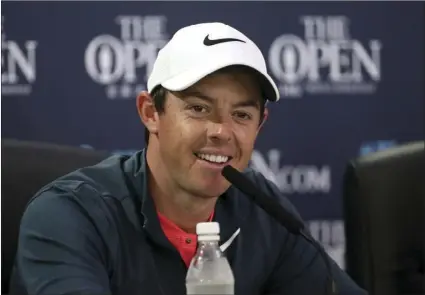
[[186, 222, 235, 295]]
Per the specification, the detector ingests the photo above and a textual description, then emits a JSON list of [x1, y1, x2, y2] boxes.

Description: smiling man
[[11, 23, 367, 295]]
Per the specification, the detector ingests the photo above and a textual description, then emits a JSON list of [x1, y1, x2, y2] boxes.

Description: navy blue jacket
[[11, 149, 367, 295]]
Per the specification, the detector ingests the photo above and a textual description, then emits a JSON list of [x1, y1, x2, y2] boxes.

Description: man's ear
[[136, 91, 159, 135], [258, 107, 269, 131]]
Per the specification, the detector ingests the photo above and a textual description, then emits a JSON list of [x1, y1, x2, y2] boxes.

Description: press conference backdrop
[[2, 2, 424, 269]]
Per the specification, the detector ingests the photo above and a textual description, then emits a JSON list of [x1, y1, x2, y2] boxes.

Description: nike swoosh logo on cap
[[220, 228, 240, 252], [203, 35, 246, 46]]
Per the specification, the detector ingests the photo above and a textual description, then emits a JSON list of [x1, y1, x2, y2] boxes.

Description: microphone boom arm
[[221, 165, 338, 295]]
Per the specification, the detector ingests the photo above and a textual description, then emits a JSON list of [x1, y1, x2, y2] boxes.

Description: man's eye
[[234, 111, 252, 120], [190, 105, 207, 113]]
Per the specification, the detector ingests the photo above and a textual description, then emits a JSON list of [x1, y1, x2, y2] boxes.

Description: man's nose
[[207, 122, 232, 143]]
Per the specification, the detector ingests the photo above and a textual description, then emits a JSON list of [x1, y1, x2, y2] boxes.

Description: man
[[11, 22, 367, 295]]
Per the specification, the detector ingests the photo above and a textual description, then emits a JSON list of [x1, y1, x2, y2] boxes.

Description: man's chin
[[192, 182, 230, 199], [186, 166, 233, 197]]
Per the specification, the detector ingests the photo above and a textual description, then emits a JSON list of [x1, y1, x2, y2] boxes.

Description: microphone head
[[221, 165, 240, 181], [222, 165, 265, 198], [222, 165, 259, 199]]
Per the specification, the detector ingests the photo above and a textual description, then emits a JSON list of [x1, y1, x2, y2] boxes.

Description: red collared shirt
[[157, 211, 214, 267]]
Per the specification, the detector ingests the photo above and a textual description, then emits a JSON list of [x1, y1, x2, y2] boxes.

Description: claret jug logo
[[85, 15, 169, 100]]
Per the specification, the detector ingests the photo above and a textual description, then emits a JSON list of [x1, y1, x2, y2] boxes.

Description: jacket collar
[[124, 149, 250, 250]]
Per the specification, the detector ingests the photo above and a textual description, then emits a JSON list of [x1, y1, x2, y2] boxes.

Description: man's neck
[[146, 145, 216, 234]]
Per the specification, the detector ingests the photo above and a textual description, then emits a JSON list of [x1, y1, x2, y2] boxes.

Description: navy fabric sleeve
[[249, 170, 368, 295], [14, 187, 112, 295]]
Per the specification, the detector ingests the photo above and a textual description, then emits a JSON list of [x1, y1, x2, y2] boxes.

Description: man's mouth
[[194, 153, 233, 164]]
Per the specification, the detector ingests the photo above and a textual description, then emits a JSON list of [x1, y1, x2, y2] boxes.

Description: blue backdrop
[[2, 1, 424, 269]]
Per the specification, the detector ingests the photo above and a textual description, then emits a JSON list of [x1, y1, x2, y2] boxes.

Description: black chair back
[[343, 141, 425, 295], [1, 139, 109, 294]]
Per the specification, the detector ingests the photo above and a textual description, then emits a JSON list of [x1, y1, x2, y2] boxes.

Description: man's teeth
[[196, 153, 229, 163]]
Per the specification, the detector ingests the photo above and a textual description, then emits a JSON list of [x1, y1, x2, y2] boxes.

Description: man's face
[[154, 70, 266, 198]]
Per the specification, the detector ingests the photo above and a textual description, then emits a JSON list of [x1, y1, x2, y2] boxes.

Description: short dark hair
[[144, 65, 267, 145]]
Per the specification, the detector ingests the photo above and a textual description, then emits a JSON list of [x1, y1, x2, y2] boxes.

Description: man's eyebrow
[[177, 90, 214, 103], [233, 98, 261, 110], [177, 89, 261, 109]]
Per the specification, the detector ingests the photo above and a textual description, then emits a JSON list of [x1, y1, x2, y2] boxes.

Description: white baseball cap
[[147, 22, 280, 102]]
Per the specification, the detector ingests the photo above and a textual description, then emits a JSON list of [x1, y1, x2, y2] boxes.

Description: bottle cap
[[196, 222, 220, 236]]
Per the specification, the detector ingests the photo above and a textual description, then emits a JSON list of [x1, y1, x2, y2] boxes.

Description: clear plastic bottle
[[186, 222, 235, 295]]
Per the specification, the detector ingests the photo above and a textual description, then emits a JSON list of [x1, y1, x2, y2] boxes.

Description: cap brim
[[160, 58, 280, 102]]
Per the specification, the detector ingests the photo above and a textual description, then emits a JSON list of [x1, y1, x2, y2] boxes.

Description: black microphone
[[222, 165, 338, 295]]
